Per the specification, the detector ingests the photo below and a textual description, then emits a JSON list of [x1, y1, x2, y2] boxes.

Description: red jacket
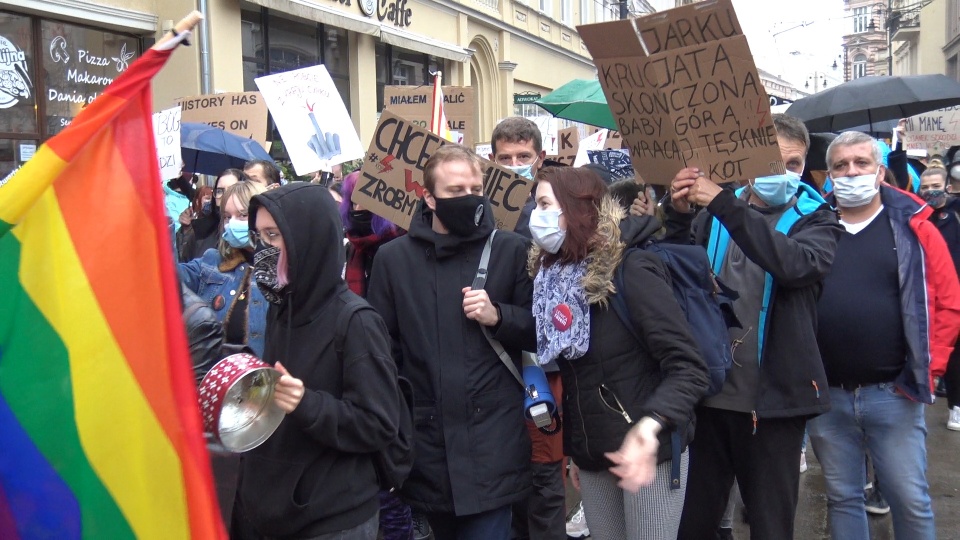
[[886, 186, 960, 400]]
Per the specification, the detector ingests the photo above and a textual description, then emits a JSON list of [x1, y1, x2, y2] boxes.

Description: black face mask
[[433, 194, 487, 237], [253, 244, 286, 305], [349, 209, 374, 236]]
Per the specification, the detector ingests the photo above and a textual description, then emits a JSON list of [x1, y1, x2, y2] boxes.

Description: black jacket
[[180, 284, 223, 384], [558, 213, 709, 471], [367, 199, 535, 515], [663, 189, 842, 418], [930, 197, 960, 276], [239, 184, 400, 538]]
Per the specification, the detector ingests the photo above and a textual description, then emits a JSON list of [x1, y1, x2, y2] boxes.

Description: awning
[[247, 0, 380, 36], [379, 26, 473, 63]]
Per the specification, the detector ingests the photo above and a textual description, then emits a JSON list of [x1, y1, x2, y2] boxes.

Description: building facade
[[841, 0, 890, 80], [0, 0, 632, 177]]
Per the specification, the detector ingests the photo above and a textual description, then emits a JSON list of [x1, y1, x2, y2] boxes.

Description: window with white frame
[[561, 0, 572, 25], [540, 0, 553, 17], [853, 6, 871, 33], [853, 53, 867, 78], [596, 0, 619, 21], [580, 0, 590, 24]]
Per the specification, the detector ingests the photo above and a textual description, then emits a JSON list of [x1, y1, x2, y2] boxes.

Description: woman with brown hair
[[527, 166, 708, 540]]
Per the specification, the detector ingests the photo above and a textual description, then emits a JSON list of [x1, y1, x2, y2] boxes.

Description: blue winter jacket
[[178, 248, 267, 357]]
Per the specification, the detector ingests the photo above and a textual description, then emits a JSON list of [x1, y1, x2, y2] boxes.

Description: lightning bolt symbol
[[756, 99, 768, 129], [404, 169, 425, 197], [949, 113, 960, 134], [379, 154, 396, 173]]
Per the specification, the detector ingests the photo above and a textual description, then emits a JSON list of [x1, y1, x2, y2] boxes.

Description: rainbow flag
[[429, 71, 457, 143], [0, 39, 224, 539]]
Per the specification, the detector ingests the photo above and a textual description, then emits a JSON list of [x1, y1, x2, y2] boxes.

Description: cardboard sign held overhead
[[904, 106, 960, 154], [255, 66, 365, 175], [178, 92, 269, 150], [577, 0, 784, 184], [384, 86, 476, 147], [353, 110, 532, 231]]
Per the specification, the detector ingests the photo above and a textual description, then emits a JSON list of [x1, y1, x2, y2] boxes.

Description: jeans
[[808, 383, 934, 540]]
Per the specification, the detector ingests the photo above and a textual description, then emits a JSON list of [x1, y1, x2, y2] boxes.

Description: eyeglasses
[[250, 228, 282, 246]]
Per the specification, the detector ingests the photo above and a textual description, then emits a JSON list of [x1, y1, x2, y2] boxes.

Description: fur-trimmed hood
[[527, 197, 661, 305]]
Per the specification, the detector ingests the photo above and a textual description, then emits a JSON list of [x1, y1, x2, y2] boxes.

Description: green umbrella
[[534, 79, 617, 130]]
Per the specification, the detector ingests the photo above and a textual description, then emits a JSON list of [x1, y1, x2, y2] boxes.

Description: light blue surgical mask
[[506, 157, 539, 180], [529, 208, 565, 254], [751, 171, 802, 206], [222, 218, 250, 248]]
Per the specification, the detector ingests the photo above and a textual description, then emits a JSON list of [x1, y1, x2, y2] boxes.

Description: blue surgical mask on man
[[505, 157, 539, 180], [222, 218, 250, 248], [751, 171, 802, 206]]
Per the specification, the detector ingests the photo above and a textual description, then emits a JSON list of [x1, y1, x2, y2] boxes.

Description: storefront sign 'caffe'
[[331, 0, 413, 28]]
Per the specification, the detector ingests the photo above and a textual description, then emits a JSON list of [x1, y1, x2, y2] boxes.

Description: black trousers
[[678, 406, 806, 540], [510, 460, 566, 540], [946, 342, 960, 409]]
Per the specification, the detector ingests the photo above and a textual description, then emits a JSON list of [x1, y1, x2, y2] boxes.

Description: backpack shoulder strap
[[335, 292, 374, 356], [611, 249, 643, 344]]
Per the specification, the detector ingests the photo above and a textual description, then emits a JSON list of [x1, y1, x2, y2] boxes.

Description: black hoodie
[[238, 184, 400, 538], [367, 199, 536, 515]]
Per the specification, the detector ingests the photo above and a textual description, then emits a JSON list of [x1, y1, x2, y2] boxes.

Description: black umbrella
[[785, 74, 960, 133]]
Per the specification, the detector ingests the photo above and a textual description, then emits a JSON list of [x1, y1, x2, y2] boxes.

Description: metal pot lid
[[198, 353, 284, 453]]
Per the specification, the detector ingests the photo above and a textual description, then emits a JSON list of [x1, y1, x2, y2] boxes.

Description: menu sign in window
[[41, 20, 139, 137]]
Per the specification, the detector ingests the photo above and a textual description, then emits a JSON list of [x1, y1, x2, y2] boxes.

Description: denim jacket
[[178, 249, 266, 357]]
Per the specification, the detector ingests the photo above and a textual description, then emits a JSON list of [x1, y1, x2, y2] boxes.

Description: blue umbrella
[[180, 122, 273, 175]]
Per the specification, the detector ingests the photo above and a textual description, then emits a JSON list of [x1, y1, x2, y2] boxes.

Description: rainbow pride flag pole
[[429, 71, 457, 143], [0, 12, 225, 540]]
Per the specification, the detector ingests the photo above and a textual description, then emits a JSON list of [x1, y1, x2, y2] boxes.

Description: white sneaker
[[566, 501, 590, 538], [800, 451, 808, 473], [948, 406, 960, 431]]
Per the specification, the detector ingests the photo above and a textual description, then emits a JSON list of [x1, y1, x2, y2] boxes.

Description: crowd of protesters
[[170, 114, 960, 540]]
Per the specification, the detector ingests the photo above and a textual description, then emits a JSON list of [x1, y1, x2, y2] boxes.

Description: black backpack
[[611, 242, 738, 398], [335, 293, 415, 492]]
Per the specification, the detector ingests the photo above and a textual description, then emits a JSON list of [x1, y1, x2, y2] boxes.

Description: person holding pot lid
[[232, 183, 401, 539]]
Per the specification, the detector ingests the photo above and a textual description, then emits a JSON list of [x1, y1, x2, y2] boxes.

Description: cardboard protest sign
[[152, 105, 181, 181], [352, 110, 532, 231], [904, 106, 960, 153], [178, 92, 268, 150], [574, 129, 609, 167], [588, 149, 634, 179], [384, 86, 476, 147], [604, 130, 624, 150], [577, 0, 784, 184], [255, 66, 364, 175], [548, 127, 579, 166]]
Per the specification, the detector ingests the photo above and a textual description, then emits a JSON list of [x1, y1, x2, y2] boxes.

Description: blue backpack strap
[[705, 187, 746, 275], [756, 185, 827, 359]]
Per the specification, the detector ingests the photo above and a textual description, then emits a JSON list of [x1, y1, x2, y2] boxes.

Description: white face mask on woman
[[832, 169, 880, 208], [529, 208, 566, 254]]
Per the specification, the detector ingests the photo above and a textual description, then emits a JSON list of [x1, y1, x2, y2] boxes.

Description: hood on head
[[407, 197, 495, 258], [249, 183, 346, 324]]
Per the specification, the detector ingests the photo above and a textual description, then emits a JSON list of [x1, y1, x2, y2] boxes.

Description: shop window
[[0, 12, 38, 137], [267, 14, 319, 74], [41, 20, 140, 137], [375, 44, 445, 112], [241, 9, 265, 92]]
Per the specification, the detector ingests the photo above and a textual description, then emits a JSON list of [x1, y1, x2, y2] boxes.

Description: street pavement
[[566, 401, 960, 539]]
